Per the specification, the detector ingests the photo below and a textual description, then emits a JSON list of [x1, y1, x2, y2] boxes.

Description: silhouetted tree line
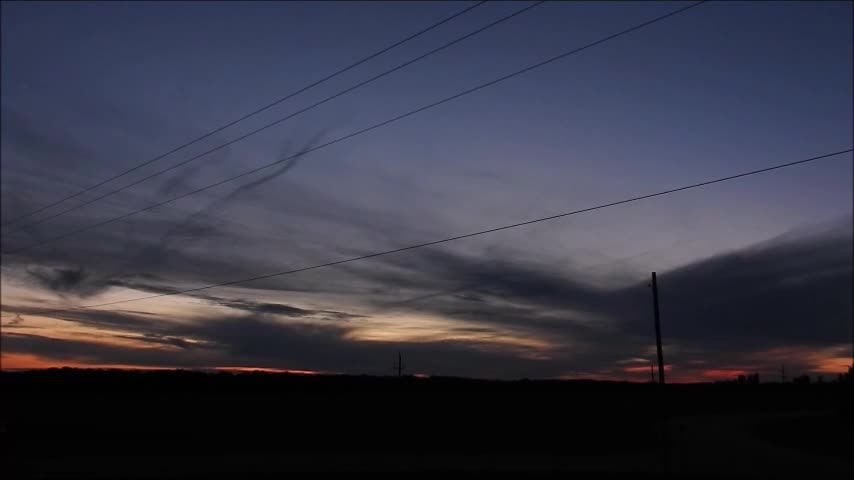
[[736, 373, 760, 385], [724, 367, 853, 385]]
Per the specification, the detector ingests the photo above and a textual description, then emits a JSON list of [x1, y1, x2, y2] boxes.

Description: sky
[[1, 1, 851, 381]]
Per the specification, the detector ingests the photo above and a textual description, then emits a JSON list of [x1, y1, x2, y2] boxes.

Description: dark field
[[2, 369, 852, 478]]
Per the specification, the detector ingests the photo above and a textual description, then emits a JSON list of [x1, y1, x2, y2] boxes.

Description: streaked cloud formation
[[3, 216, 851, 380], [1, 1, 852, 380]]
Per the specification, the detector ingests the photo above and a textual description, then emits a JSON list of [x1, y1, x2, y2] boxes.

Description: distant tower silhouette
[[650, 272, 665, 384], [650, 363, 655, 383], [781, 364, 786, 383], [394, 352, 405, 377]]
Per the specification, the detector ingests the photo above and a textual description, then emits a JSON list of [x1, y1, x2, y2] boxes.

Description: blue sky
[[1, 1, 851, 380]]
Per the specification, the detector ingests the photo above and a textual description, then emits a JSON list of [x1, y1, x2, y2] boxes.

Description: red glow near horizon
[[4, 351, 850, 382], [214, 366, 322, 375], [0, 353, 322, 375], [701, 369, 750, 379], [622, 365, 672, 373], [0, 353, 169, 371]]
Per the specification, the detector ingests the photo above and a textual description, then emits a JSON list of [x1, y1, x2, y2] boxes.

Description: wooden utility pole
[[652, 272, 665, 384], [651, 272, 670, 477], [396, 352, 403, 377], [650, 363, 655, 383]]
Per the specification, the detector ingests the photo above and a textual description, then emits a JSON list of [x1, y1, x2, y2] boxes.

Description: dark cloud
[[642, 225, 853, 349], [203, 132, 330, 209], [73, 131, 330, 285], [189, 315, 559, 378], [156, 137, 233, 197], [347, 248, 644, 348], [1, 318, 563, 378], [3, 201, 850, 378], [112, 333, 214, 350], [356, 222, 852, 352], [143, 130, 330, 256], [0, 158, 431, 302], [327, 222, 853, 378], [213, 299, 313, 317], [0, 196, 389, 304], [214, 298, 365, 321], [1, 304, 177, 337], [24, 265, 108, 298], [106, 278, 184, 296], [1, 332, 217, 368]]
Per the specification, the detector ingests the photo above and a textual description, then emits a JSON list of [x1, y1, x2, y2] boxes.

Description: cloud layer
[[2, 2, 851, 380], [3, 214, 851, 380]]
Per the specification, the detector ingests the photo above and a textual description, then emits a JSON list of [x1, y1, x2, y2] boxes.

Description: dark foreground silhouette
[[2, 369, 852, 479]]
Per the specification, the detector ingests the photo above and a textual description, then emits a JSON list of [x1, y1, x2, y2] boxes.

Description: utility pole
[[781, 364, 786, 383], [651, 272, 665, 384], [651, 272, 670, 477], [650, 363, 655, 383], [395, 352, 404, 377]]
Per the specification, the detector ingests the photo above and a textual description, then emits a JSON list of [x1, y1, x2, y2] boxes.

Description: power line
[[2, 1, 703, 255], [3, 147, 850, 319], [0, 1, 488, 229], [1, 1, 539, 238]]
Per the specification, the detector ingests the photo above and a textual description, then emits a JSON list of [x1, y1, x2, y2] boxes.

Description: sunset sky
[[1, 1, 851, 381]]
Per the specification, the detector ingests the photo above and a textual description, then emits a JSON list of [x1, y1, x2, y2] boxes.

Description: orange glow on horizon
[[622, 365, 672, 373], [0, 353, 323, 375], [4, 342, 850, 382], [813, 356, 852, 374], [213, 366, 322, 375], [1, 352, 170, 371]]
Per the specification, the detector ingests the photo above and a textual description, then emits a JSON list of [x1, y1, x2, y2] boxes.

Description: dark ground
[[1, 369, 852, 479]]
